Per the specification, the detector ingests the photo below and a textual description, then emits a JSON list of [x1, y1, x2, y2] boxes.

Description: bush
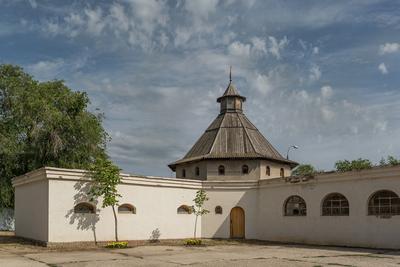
[[292, 164, 315, 177], [185, 239, 202, 246], [105, 241, 128, 249]]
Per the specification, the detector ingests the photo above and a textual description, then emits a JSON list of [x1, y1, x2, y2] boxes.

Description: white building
[[12, 76, 400, 249]]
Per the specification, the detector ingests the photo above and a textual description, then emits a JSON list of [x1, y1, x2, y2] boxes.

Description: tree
[[335, 158, 372, 172], [0, 64, 108, 209], [191, 189, 209, 239], [88, 157, 121, 242], [379, 156, 400, 167], [292, 164, 316, 177]]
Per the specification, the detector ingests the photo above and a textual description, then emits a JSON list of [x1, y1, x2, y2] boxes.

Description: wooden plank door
[[230, 207, 245, 238]]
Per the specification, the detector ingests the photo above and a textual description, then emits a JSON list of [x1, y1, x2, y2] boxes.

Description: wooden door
[[230, 207, 245, 238]]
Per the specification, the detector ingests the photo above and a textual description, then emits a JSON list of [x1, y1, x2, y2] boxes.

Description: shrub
[[292, 164, 316, 177], [105, 241, 128, 249], [185, 239, 202, 246]]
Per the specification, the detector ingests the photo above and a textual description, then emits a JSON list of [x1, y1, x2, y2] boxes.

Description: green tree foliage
[[335, 158, 373, 172], [192, 189, 209, 239], [292, 164, 316, 177], [379, 156, 400, 166], [0, 64, 108, 208], [88, 157, 121, 242]]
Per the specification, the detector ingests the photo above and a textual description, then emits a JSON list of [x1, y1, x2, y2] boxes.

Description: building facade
[[11, 75, 400, 249]]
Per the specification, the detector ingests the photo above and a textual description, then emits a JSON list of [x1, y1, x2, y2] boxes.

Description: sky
[[1, 0, 400, 176]]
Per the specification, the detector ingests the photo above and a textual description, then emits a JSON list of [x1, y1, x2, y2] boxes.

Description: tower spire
[[229, 66, 232, 83]]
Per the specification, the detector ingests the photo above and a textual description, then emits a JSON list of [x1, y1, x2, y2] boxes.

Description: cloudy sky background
[[1, 0, 400, 176]]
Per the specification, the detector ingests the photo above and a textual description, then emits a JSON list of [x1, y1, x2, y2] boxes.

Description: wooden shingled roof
[[168, 81, 298, 170]]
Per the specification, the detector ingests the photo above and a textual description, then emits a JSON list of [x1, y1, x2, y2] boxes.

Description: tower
[[169, 69, 298, 180]]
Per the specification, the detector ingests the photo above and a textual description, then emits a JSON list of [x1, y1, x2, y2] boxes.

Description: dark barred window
[[74, 203, 95, 214], [177, 205, 192, 214], [215, 206, 223, 214], [322, 193, 349, 216], [218, 165, 225, 175], [242, 165, 249, 174], [368, 190, 400, 216], [118, 204, 136, 214]]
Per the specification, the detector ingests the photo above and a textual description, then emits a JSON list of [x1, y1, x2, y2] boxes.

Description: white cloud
[[309, 65, 321, 82], [321, 85, 333, 99], [228, 41, 251, 57], [109, 3, 130, 32], [378, 62, 388, 74], [184, 0, 219, 20], [379, 43, 400, 55], [28, 0, 37, 8], [250, 73, 273, 95], [251, 37, 267, 54], [84, 7, 106, 35], [313, 47, 319, 54], [129, 0, 168, 34], [268, 36, 288, 59], [26, 59, 65, 80]]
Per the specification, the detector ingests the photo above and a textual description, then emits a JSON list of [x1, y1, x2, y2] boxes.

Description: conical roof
[[217, 82, 246, 103], [168, 107, 297, 170]]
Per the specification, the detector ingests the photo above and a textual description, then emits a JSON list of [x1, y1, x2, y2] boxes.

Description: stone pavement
[[1, 234, 400, 267]]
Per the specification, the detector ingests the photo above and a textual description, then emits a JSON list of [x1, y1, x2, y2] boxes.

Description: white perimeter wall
[[14, 171, 48, 242], [255, 168, 400, 249], [12, 166, 400, 249], [47, 178, 201, 243]]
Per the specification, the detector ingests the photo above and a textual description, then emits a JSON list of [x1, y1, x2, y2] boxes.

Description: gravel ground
[[1, 232, 399, 267]]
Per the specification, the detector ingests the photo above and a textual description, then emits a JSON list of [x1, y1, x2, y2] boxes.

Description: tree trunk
[[112, 205, 118, 242], [194, 215, 198, 239]]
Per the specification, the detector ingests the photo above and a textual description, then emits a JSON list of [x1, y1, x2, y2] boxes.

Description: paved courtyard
[[1, 234, 400, 266]]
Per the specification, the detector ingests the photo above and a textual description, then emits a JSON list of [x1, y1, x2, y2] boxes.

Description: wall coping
[[12, 165, 400, 190]]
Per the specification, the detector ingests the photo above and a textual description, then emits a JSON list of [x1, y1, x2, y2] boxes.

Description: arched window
[[368, 190, 400, 216], [74, 203, 95, 214], [242, 165, 249, 174], [284, 196, 306, 216], [195, 167, 200, 176], [118, 204, 136, 214], [322, 193, 349, 216], [266, 166, 270, 176], [218, 165, 225, 175], [215, 206, 223, 214], [182, 169, 186, 178], [280, 168, 285, 178], [177, 205, 192, 214]]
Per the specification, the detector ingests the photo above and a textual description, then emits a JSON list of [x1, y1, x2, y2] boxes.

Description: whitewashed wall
[[12, 166, 400, 249]]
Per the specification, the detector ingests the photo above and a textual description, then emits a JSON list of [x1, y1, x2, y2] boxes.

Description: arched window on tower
[[218, 165, 225, 175], [368, 190, 400, 216], [284, 196, 306, 216], [266, 166, 271, 176], [280, 168, 285, 178], [195, 167, 200, 177], [242, 165, 249, 174], [215, 206, 223, 214]]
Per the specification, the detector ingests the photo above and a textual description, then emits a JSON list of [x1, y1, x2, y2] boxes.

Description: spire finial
[[229, 66, 232, 83]]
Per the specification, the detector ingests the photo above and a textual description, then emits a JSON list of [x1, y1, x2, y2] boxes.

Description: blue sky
[[1, 0, 400, 176]]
